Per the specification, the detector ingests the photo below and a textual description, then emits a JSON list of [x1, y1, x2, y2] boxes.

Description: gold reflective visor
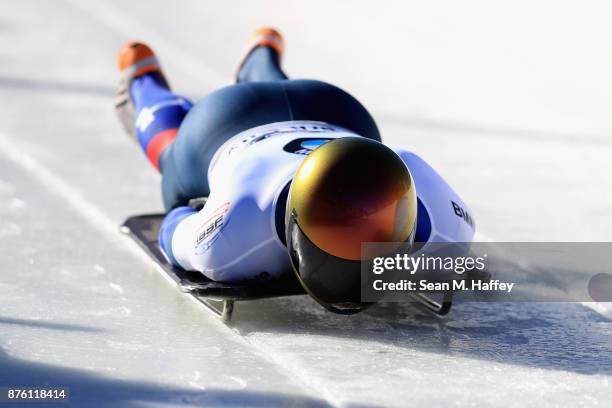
[[287, 137, 417, 261]]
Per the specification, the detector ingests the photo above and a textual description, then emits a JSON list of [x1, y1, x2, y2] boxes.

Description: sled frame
[[119, 207, 484, 322], [119, 213, 306, 323]]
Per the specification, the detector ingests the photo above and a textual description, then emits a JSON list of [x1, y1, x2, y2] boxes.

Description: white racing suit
[[159, 121, 475, 283]]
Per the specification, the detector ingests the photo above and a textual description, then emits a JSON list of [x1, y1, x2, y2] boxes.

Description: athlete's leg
[[130, 73, 192, 171], [236, 27, 287, 83], [115, 42, 193, 171]]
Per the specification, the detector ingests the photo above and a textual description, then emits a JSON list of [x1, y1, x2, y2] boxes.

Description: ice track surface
[[1, 0, 611, 407]]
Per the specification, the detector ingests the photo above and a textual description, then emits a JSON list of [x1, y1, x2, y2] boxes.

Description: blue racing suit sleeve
[[159, 206, 197, 268]]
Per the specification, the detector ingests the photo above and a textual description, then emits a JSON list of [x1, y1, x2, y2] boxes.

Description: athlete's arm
[[158, 188, 287, 283], [158, 206, 197, 267], [394, 149, 476, 243], [158, 194, 232, 275]]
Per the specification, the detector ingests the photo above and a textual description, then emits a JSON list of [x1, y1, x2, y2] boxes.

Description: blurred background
[[2, 0, 612, 240], [0, 1, 611, 407], [2, 0, 612, 242]]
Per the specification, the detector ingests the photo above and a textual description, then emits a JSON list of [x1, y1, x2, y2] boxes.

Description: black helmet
[[286, 137, 417, 314]]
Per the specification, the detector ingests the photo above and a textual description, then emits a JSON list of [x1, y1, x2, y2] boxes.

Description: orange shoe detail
[[116, 41, 160, 77], [249, 27, 285, 56]]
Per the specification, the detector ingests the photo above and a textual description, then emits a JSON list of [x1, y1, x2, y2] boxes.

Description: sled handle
[[196, 298, 235, 323], [410, 291, 453, 316]]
